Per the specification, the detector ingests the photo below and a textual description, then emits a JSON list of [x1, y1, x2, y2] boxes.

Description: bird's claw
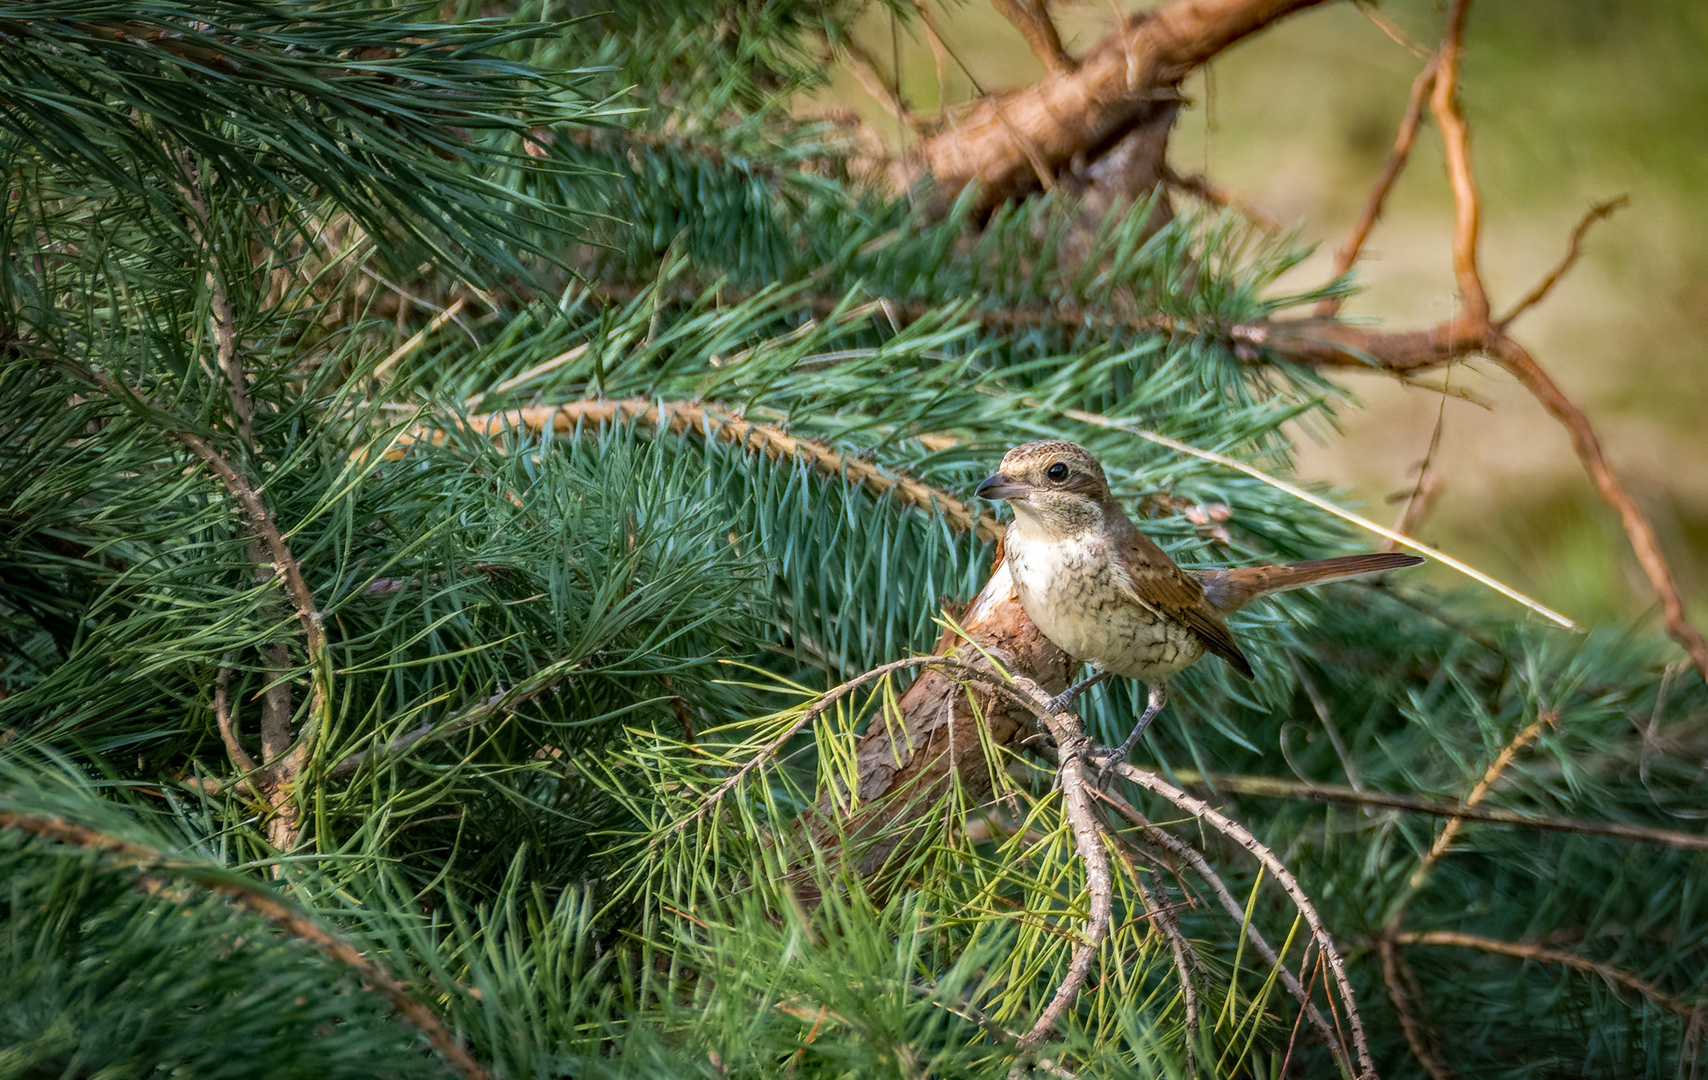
[[1093, 743, 1128, 787]]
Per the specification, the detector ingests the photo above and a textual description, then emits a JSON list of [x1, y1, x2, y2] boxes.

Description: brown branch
[[213, 659, 260, 776], [0, 810, 490, 1080], [899, 0, 1333, 206], [1095, 786, 1344, 1058], [1274, 0, 1708, 681], [173, 148, 253, 446], [1497, 197, 1628, 328], [1430, 0, 1488, 325], [1165, 768, 1708, 851], [1161, 165, 1282, 232], [392, 399, 1004, 543], [84, 367, 328, 850], [1378, 934, 1455, 1080], [1318, 55, 1439, 317], [1020, 698, 1112, 1047], [988, 0, 1074, 73], [1107, 837, 1200, 1045], [1109, 762, 1376, 1079], [1394, 929, 1701, 1021], [840, 37, 919, 130], [1487, 338, 1708, 677]]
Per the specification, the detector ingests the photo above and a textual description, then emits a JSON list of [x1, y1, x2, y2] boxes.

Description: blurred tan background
[[817, 0, 1708, 639]]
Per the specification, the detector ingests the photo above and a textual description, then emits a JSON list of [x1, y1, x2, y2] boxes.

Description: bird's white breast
[[1004, 517, 1202, 681]]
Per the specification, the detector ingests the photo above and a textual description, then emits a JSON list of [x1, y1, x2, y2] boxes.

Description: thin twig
[[1317, 54, 1439, 317], [989, 0, 1075, 72], [0, 811, 490, 1080], [1378, 934, 1455, 1080], [1094, 785, 1346, 1064], [1497, 197, 1628, 328], [374, 296, 469, 381], [1107, 837, 1200, 1046], [1409, 710, 1556, 888], [213, 659, 260, 776], [1488, 336, 1708, 678], [1162, 165, 1282, 232], [1020, 701, 1112, 1047], [840, 37, 920, 130], [172, 147, 254, 446], [1164, 768, 1708, 850], [1394, 929, 1701, 1020], [1110, 762, 1377, 1079]]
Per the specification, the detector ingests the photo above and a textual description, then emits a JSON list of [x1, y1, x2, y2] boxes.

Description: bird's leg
[[1097, 683, 1167, 783], [1046, 669, 1110, 715]]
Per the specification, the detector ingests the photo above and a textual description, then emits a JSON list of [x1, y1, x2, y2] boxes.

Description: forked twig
[[1109, 762, 1377, 1079], [1094, 785, 1345, 1065]]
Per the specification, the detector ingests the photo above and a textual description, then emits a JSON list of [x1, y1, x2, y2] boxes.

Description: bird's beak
[[975, 472, 1030, 501]]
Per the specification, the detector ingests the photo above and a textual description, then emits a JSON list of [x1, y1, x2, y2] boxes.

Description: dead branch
[[988, 0, 1073, 73], [1378, 934, 1455, 1080], [840, 37, 920, 130], [1110, 762, 1377, 1079], [1020, 697, 1112, 1047], [1497, 197, 1628, 328], [897, 0, 1333, 207], [1270, 0, 1708, 680], [1394, 929, 1701, 1021], [1318, 54, 1439, 317], [1408, 710, 1557, 889], [1094, 785, 1347, 1065]]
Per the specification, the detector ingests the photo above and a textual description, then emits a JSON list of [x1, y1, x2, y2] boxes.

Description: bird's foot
[[1093, 743, 1130, 787], [1045, 670, 1110, 715]]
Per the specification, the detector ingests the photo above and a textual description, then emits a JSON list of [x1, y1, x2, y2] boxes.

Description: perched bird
[[976, 440, 1423, 769]]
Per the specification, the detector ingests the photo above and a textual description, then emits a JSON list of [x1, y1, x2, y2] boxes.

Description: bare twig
[[1161, 165, 1283, 231], [173, 147, 254, 446], [1110, 762, 1377, 1079], [989, 0, 1074, 73], [374, 296, 469, 381], [1164, 768, 1708, 850], [1409, 710, 1556, 887], [213, 659, 260, 776], [1318, 54, 1439, 317], [1020, 700, 1112, 1047], [1487, 335, 1708, 678], [1378, 934, 1455, 1080], [0, 810, 490, 1080], [1107, 837, 1200, 1044], [1497, 197, 1628, 328], [840, 37, 920, 130], [1094, 785, 1346, 1064], [1394, 929, 1701, 1020]]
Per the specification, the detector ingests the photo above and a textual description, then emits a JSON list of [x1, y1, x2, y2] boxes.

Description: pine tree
[[2, 2, 1703, 1078]]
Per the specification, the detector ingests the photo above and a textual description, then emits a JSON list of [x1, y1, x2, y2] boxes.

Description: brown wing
[[1112, 520, 1255, 679]]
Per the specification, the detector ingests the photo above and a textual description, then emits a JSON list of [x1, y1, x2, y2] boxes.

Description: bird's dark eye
[[1045, 462, 1069, 482]]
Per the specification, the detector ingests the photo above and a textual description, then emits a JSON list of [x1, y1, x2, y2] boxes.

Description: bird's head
[[976, 440, 1114, 533]]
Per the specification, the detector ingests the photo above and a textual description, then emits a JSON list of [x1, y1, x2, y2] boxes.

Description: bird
[[975, 439, 1424, 771]]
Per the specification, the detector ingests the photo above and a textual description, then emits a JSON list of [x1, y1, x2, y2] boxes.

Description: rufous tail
[[1193, 552, 1425, 615]]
